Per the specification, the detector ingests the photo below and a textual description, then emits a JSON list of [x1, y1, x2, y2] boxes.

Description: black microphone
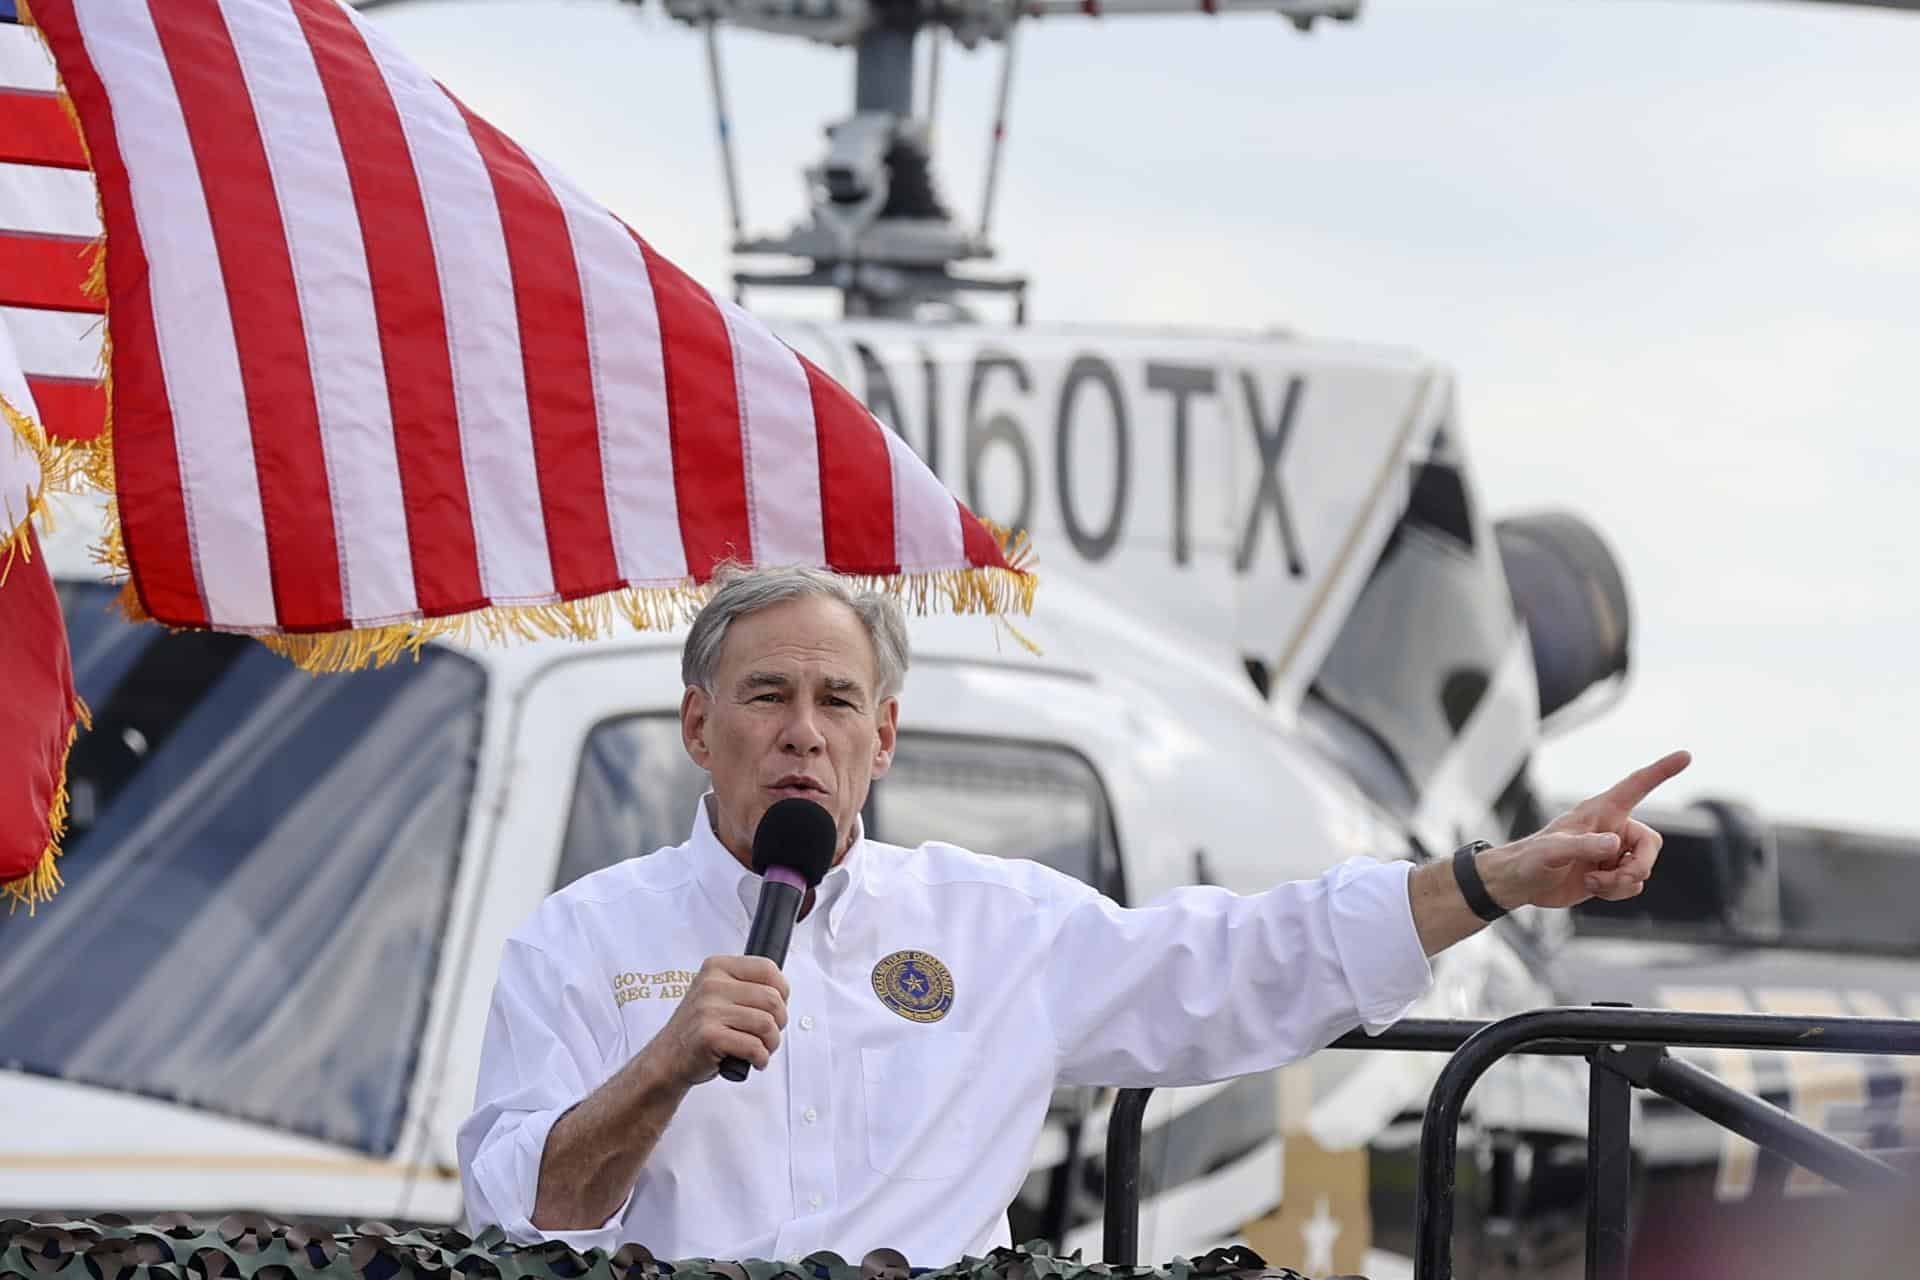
[[718, 797, 837, 1083]]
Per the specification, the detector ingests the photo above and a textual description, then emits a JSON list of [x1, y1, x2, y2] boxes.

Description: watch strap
[[1452, 840, 1506, 922]]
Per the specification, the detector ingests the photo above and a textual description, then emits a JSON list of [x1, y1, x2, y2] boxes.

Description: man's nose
[[781, 703, 827, 753]]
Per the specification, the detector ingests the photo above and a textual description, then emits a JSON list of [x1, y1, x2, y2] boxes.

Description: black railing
[[1100, 1006, 1920, 1280]]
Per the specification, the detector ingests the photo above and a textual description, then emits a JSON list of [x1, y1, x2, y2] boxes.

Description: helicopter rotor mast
[[658, 0, 1361, 319]]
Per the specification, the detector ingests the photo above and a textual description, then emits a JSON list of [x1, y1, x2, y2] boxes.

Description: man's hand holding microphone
[[642, 956, 790, 1085]]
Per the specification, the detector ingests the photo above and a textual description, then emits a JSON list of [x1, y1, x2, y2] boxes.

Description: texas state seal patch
[[871, 949, 955, 1023]]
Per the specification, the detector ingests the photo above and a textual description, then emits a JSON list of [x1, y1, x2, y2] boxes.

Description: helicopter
[[3, 1, 1919, 1276]]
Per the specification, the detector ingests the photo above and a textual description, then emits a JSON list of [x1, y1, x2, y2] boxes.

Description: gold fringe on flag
[[249, 527, 1038, 675], [1, 390, 92, 583], [2, 698, 90, 915]]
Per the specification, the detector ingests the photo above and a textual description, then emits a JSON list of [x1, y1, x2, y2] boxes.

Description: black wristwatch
[[1451, 840, 1507, 923]]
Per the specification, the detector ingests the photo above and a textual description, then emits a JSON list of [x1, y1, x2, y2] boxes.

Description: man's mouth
[[769, 776, 829, 798]]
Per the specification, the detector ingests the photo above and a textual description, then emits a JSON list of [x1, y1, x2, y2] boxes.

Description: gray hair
[[681, 564, 911, 702]]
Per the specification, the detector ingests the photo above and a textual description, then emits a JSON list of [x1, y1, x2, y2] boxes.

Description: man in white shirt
[[457, 565, 1689, 1264]]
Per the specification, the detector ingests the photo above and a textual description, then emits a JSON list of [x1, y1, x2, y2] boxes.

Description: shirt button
[[800, 1015, 816, 1031], [808, 1193, 823, 1210], [803, 1107, 818, 1124]]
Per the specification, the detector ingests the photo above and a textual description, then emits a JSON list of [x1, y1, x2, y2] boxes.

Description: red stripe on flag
[[0, 230, 101, 312], [25, 374, 104, 443], [26, 0, 206, 626], [455, 101, 620, 601], [632, 234, 752, 581], [0, 88, 90, 168], [958, 500, 1008, 571], [802, 358, 897, 576], [292, 0, 483, 618], [150, 0, 342, 631]]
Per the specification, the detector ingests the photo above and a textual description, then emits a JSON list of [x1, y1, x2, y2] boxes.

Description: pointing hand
[[1481, 749, 1693, 910]]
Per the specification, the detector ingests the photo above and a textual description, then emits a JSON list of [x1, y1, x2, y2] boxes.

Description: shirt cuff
[[470, 1106, 637, 1251], [1327, 858, 1433, 1032]]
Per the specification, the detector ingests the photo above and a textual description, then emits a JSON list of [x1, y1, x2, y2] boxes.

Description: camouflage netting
[[0, 1220, 1343, 1280]]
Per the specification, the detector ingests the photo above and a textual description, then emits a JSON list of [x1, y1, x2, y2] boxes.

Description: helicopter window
[[555, 721, 1121, 899], [1406, 458, 1474, 550], [868, 734, 1123, 899], [0, 582, 485, 1156], [555, 716, 711, 890]]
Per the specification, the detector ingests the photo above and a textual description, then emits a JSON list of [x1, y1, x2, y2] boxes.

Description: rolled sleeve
[[460, 1103, 565, 1243], [457, 938, 633, 1247]]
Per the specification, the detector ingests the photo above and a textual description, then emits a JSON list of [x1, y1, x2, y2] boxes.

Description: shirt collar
[[686, 793, 867, 941]]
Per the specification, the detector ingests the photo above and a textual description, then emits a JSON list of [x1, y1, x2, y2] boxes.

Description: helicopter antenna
[[977, 24, 1015, 248], [925, 27, 943, 153], [703, 18, 746, 251]]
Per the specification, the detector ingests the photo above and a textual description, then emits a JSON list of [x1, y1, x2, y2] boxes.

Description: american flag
[[6, 0, 1027, 656], [1, 4, 103, 448]]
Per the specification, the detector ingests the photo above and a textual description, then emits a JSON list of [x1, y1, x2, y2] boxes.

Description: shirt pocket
[[860, 1029, 982, 1181]]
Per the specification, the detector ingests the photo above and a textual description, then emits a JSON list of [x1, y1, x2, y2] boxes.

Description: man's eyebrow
[[738, 671, 792, 691], [822, 676, 867, 697]]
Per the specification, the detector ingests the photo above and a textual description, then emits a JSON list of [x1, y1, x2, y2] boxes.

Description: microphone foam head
[[751, 797, 838, 886]]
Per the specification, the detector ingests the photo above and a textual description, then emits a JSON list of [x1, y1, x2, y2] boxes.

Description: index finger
[[1596, 749, 1693, 812]]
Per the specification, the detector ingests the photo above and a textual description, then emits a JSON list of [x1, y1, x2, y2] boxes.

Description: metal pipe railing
[[1412, 1008, 1920, 1280], [1100, 1088, 1155, 1268], [1099, 1007, 1920, 1280], [1100, 1019, 1509, 1264], [1584, 1043, 1633, 1280]]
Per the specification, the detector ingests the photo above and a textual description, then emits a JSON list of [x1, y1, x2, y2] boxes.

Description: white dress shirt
[[458, 798, 1431, 1264]]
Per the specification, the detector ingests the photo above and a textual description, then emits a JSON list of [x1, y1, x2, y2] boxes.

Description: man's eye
[[752, 693, 782, 703]]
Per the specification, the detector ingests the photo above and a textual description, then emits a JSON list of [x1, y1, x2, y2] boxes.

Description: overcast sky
[[364, 0, 1920, 835]]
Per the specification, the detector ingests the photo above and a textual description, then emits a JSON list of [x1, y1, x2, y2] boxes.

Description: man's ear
[[681, 686, 713, 769], [871, 697, 900, 779]]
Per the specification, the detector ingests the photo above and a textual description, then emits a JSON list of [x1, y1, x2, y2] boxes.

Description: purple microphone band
[[764, 865, 807, 892]]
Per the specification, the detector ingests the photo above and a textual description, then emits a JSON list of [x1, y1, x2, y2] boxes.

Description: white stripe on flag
[[0, 161, 97, 237], [719, 298, 827, 568], [0, 318, 43, 537], [73, 0, 269, 626], [354, 10, 554, 604], [218, 0, 417, 625], [0, 317, 37, 419], [1, 305, 98, 380], [881, 414, 965, 571], [0, 22, 57, 91], [533, 157, 686, 586]]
